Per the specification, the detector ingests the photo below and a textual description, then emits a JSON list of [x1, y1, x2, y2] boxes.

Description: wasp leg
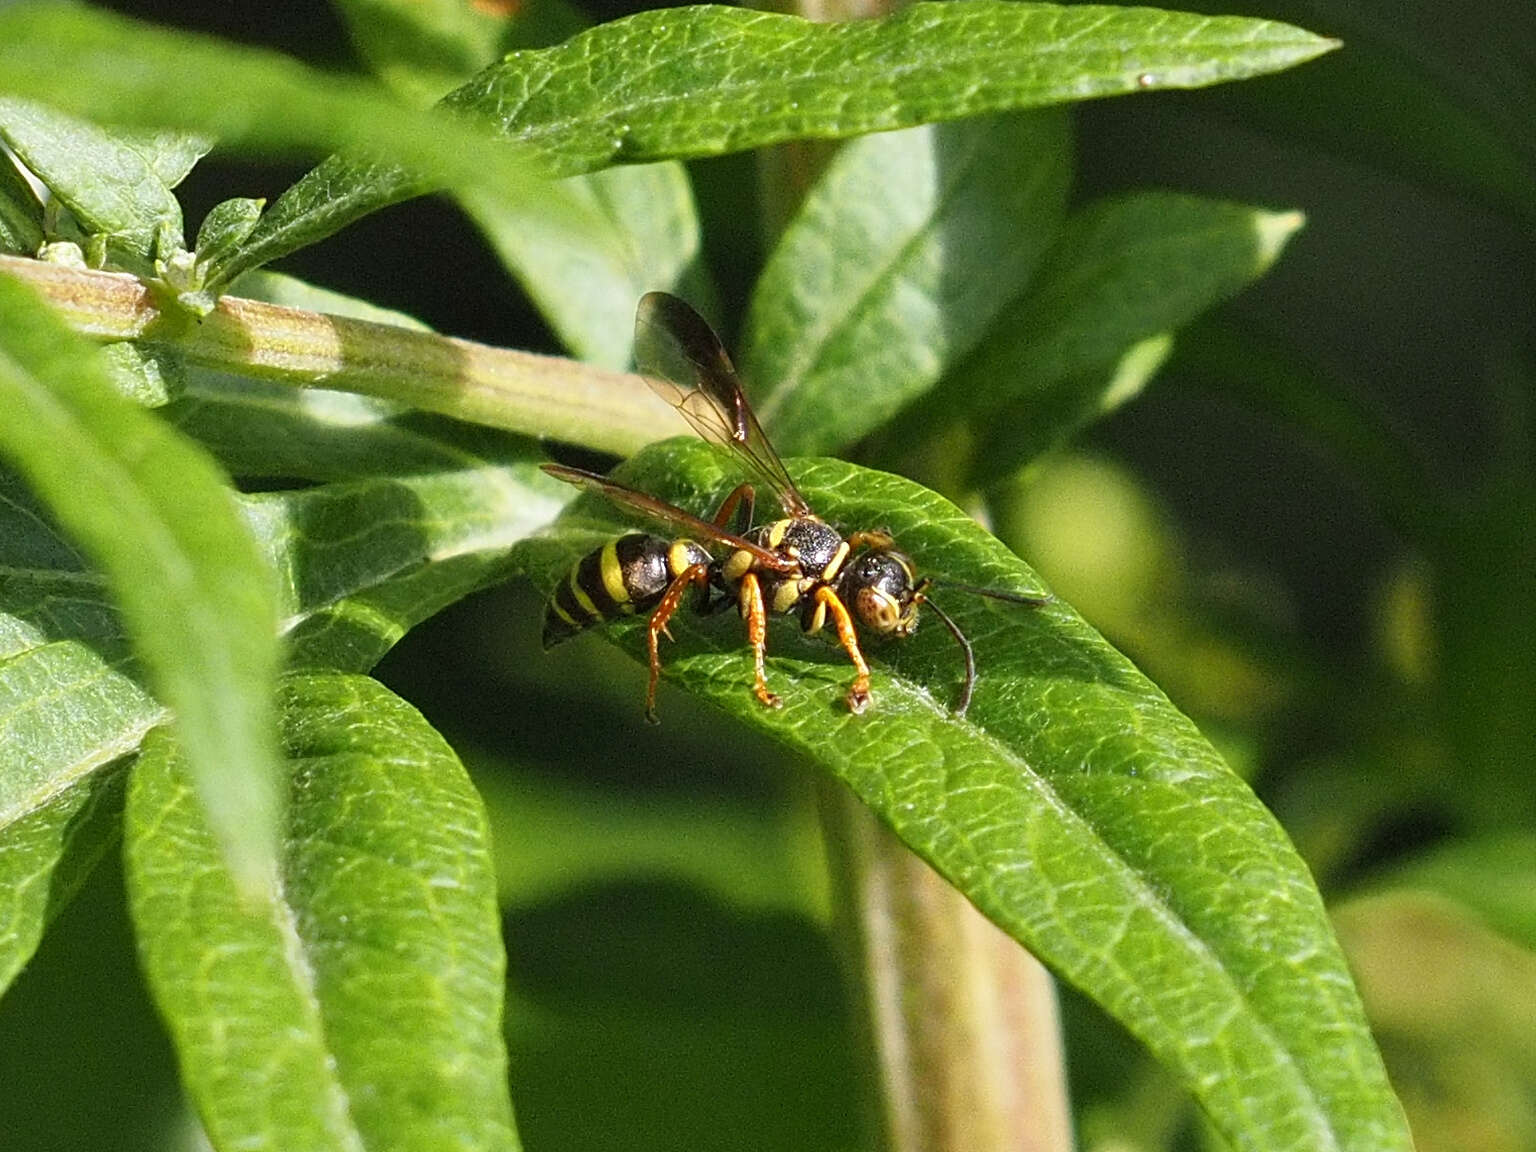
[[737, 572, 782, 710], [645, 562, 711, 723], [815, 586, 872, 714], [711, 483, 756, 533]]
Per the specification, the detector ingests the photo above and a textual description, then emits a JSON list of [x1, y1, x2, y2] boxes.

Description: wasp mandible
[[541, 292, 1049, 722]]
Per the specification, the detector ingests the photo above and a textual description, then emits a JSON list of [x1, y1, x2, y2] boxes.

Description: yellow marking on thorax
[[723, 549, 754, 583], [669, 539, 699, 576], [765, 519, 791, 549], [771, 580, 802, 614], [599, 539, 633, 611], [820, 540, 851, 582]]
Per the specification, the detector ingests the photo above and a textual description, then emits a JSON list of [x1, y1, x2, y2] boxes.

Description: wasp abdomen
[[543, 533, 711, 649]]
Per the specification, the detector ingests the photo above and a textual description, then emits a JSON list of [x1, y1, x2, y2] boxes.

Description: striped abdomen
[[542, 533, 713, 648]]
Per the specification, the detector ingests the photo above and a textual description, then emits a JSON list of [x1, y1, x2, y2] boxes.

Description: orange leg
[[711, 483, 756, 532], [737, 572, 782, 710], [645, 563, 710, 723], [815, 586, 872, 714]]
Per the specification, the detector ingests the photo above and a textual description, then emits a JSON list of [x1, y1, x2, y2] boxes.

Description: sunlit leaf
[[745, 112, 1071, 455], [512, 439, 1411, 1152], [126, 675, 518, 1152], [0, 271, 282, 898]]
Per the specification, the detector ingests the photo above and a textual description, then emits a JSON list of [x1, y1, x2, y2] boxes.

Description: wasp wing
[[634, 292, 812, 519], [541, 464, 796, 573]]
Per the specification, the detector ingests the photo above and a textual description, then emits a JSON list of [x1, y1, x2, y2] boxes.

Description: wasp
[[541, 291, 1049, 722]]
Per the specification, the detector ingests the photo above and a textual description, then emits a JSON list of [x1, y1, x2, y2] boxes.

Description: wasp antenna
[[931, 578, 1053, 608], [922, 597, 977, 717]]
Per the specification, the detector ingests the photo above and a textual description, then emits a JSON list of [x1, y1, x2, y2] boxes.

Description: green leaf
[[0, 2, 585, 289], [1377, 834, 1536, 954], [0, 151, 43, 255], [126, 675, 518, 1152], [464, 162, 711, 368], [246, 462, 570, 671], [332, 0, 516, 105], [0, 440, 563, 983], [0, 271, 282, 898], [97, 341, 182, 407], [512, 439, 1411, 1152], [951, 192, 1305, 485], [0, 98, 201, 264], [331, 0, 711, 366], [745, 111, 1071, 455], [0, 757, 128, 998], [0, 468, 166, 996], [193, 198, 265, 267], [452, 2, 1338, 175], [215, 1, 1332, 289]]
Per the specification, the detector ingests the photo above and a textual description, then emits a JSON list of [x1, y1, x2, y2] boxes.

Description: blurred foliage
[[1, 0, 1532, 1149]]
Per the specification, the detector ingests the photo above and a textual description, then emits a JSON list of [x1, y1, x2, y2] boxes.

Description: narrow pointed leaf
[[0, 444, 565, 976], [0, 271, 282, 897], [512, 439, 1411, 1152], [216, 1, 1334, 286], [949, 191, 1305, 484], [745, 112, 1070, 455], [332, 0, 712, 365], [453, 2, 1339, 175], [126, 675, 518, 1152], [464, 162, 710, 368]]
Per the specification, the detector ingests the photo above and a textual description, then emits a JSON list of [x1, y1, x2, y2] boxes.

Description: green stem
[[0, 253, 680, 456], [754, 1, 1074, 1142], [820, 787, 1075, 1152]]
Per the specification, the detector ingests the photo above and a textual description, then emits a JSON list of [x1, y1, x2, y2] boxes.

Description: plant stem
[[756, 0, 1075, 1140], [0, 253, 681, 456], [820, 787, 1074, 1152]]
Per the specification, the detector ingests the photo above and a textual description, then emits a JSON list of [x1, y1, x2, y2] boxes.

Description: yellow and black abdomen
[[543, 533, 713, 648]]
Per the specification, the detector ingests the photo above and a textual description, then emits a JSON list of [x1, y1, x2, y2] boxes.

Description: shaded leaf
[[247, 462, 569, 671], [0, 151, 43, 255], [0, 759, 128, 998], [512, 438, 1410, 1152], [745, 111, 1071, 455], [332, 0, 516, 105], [126, 674, 518, 1152], [950, 191, 1305, 485], [464, 162, 711, 368], [0, 98, 200, 263], [0, 271, 282, 898], [1376, 834, 1536, 953]]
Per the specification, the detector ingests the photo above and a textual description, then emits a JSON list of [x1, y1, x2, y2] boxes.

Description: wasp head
[[839, 550, 927, 637]]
